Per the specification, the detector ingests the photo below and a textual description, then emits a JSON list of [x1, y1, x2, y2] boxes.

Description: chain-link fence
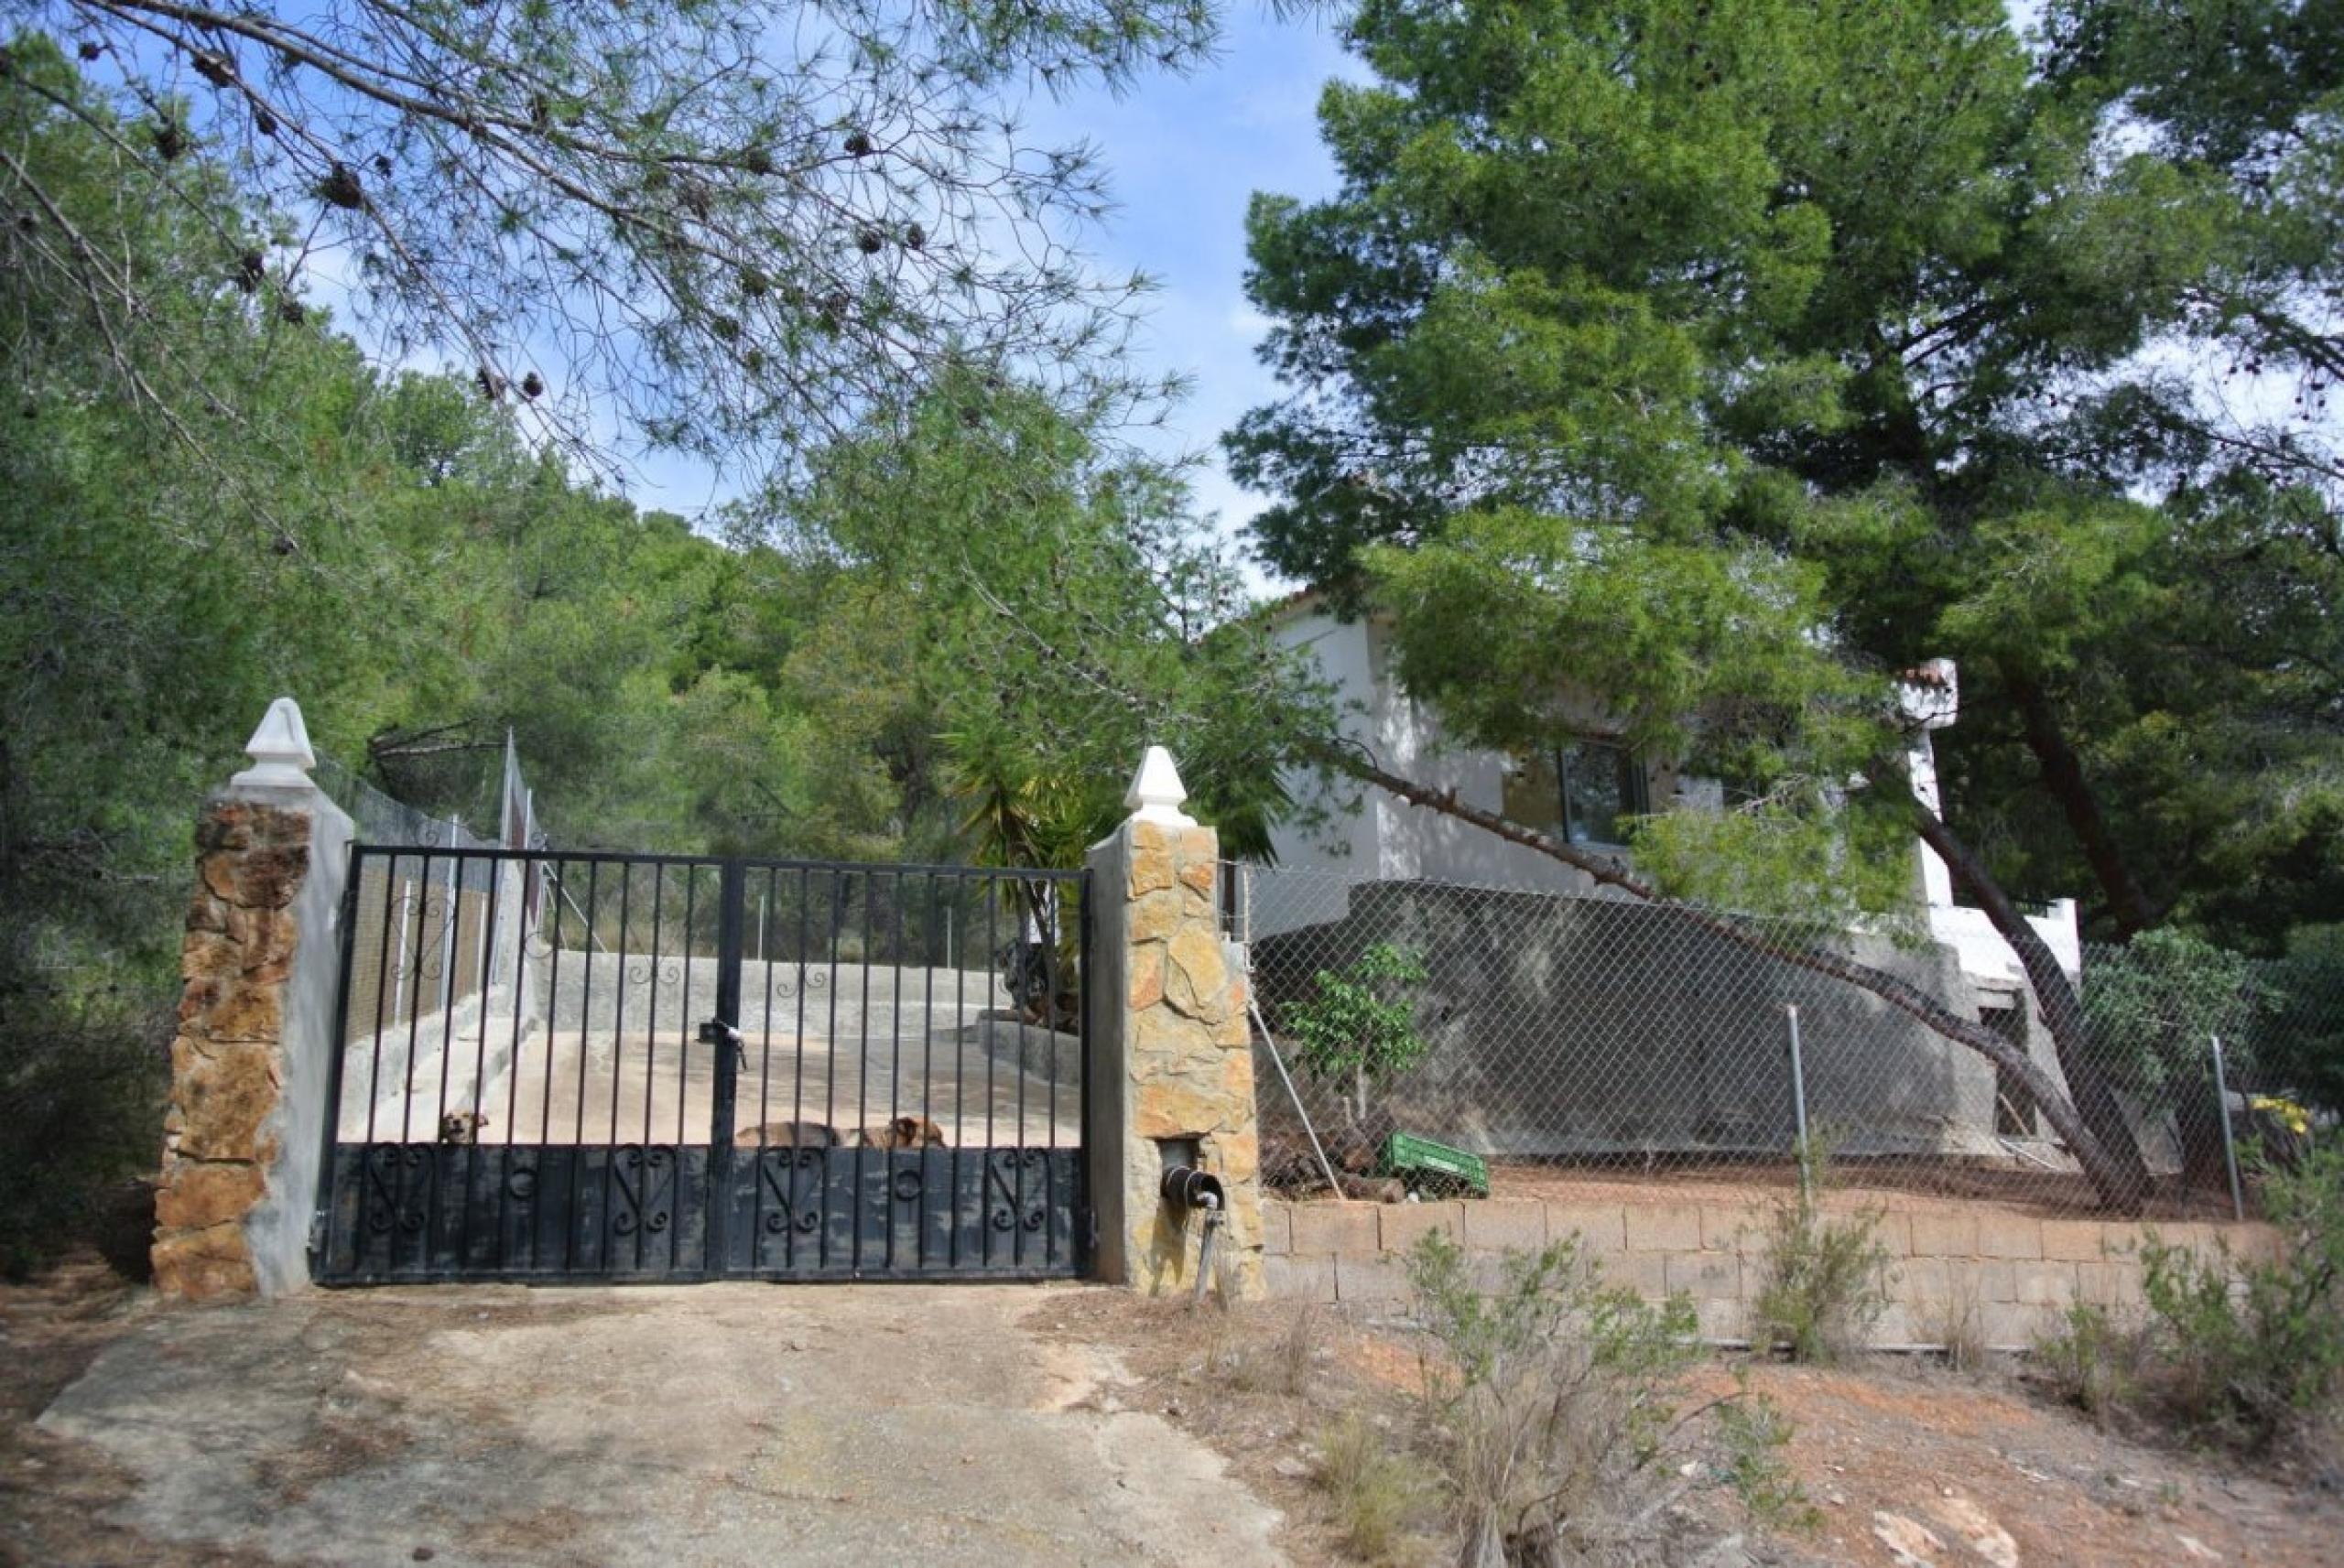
[[1238, 863, 2343, 1220], [315, 746, 547, 1057]]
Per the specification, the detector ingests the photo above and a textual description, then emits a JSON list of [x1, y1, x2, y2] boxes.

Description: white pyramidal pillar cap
[[1124, 744, 1196, 827], [228, 697, 318, 792]]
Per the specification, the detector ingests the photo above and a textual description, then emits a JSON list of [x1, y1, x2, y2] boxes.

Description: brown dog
[[853, 1116, 950, 1150], [742, 1120, 841, 1148], [438, 1111, 488, 1146]]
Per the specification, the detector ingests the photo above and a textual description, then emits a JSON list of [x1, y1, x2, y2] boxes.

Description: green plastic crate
[[1378, 1131, 1490, 1197]]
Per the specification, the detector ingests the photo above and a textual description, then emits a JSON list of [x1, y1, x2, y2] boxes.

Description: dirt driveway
[[13, 1277, 1280, 1567]]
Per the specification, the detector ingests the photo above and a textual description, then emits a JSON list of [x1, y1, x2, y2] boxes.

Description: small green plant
[[2128, 1141, 2344, 1451], [2032, 1302, 2140, 1422], [2030, 1142, 2344, 1452], [1405, 1228, 1700, 1564], [0, 988, 168, 1280], [1926, 1277, 1988, 1374], [1281, 941, 1430, 1127], [1204, 1304, 1321, 1399], [1313, 1412, 1427, 1563], [1752, 1137, 1894, 1363], [1717, 1385, 1821, 1533]]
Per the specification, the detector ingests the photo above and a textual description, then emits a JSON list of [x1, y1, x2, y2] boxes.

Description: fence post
[[1082, 746, 1265, 1298], [439, 815, 461, 1017], [153, 697, 354, 1300], [1785, 1004, 1812, 1203], [2210, 1033, 2246, 1222]]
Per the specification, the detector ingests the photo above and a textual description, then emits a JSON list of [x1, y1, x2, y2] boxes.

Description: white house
[[1263, 596, 2081, 991]]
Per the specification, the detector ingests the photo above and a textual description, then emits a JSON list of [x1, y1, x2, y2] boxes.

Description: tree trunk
[[1908, 806, 2154, 1210], [1321, 747, 2149, 1213], [2002, 668, 2160, 939]]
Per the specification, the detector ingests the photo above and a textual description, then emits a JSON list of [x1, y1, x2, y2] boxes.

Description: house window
[[1502, 741, 1648, 847]]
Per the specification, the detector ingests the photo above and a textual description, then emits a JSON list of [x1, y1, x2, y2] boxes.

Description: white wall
[[1265, 606, 1655, 910], [1927, 899, 2084, 986]]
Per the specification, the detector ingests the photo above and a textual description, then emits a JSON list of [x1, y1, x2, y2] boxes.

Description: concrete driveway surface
[[36, 1282, 1284, 1567]]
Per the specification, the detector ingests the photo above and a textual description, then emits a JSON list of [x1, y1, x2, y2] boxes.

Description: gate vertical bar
[[707, 860, 748, 1275], [312, 843, 365, 1278], [1076, 866, 1094, 1275]]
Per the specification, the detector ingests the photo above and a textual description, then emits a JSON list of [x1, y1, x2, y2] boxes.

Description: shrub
[[2033, 1302, 2141, 1422], [1751, 1138, 1894, 1363], [1314, 1412, 1429, 1564], [0, 985, 168, 1279], [1404, 1228, 1700, 1566], [1717, 1386, 1820, 1533], [1205, 1303, 1321, 1399], [2033, 1142, 2344, 1453], [2132, 1140, 2344, 1451], [1925, 1275, 1988, 1374], [1281, 942, 1429, 1127]]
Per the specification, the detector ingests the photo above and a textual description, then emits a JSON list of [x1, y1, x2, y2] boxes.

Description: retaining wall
[[1261, 1195, 2282, 1349]]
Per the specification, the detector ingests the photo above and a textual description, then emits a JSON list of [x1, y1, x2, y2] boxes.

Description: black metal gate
[[313, 849, 1089, 1283]]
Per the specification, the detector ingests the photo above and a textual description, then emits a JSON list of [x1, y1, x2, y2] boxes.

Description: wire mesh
[[1240, 863, 2343, 1220], [315, 752, 545, 1054]]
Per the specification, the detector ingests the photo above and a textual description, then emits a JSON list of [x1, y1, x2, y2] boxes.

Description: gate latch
[[699, 1018, 745, 1069]]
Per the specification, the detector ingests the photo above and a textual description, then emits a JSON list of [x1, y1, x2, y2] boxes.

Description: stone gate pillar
[[153, 698, 353, 1300], [1084, 747, 1264, 1298]]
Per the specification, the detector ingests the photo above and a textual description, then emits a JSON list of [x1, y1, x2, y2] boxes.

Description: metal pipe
[[1785, 1004, 1811, 1202], [1251, 999, 1345, 1200], [2210, 1033, 2246, 1222], [1192, 1207, 1223, 1307]]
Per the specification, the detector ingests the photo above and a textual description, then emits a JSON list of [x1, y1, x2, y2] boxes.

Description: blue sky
[[1020, 8, 1365, 578], [623, 7, 1364, 582]]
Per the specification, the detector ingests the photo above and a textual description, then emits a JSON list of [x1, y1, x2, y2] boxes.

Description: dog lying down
[[740, 1116, 949, 1150]]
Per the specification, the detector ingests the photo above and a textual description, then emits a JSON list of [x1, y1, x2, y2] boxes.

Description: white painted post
[[2210, 1034, 2246, 1222], [1785, 1004, 1812, 1202]]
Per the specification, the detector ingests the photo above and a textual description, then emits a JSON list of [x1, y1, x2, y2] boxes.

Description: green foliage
[[1232, 0, 2344, 951], [1312, 1413, 1431, 1564], [2035, 1143, 2344, 1452], [2258, 928, 2344, 1119], [0, 68, 1329, 1273], [2033, 1302, 2143, 1422], [1717, 1387, 1821, 1534], [14, 0, 1225, 485], [2082, 927, 2262, 1099], [1752, 1139, 1894, 1364], [2132, 1141, 2344, 1451], [1404, 1228, 1700, 1562], [0, 991, 167, 1280], [1279, 943, 1430, 1124], [775, 370, 1338, 867]]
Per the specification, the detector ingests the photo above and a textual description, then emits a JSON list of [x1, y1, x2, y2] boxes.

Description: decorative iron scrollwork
[[611, 1144, 675, 1238], [624, 956, 686, 990], [755, 1146, 825, 1241], [766, 968, 830, 1000], [363, 1143, 430, 1238], [984, 1148, 1047, 1236]]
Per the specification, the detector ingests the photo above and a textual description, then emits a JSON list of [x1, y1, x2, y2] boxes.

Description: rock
[[153, 1162, 261, 1230], [1872, 1511, 1946, 1566], [2176, 1536, 2220, 1562], [1128, 837, 1176, 897], [1684, 1533, 1753, 1568], [1273, 1456, 1310, 1479], [1928, 1495, 2017, 1568]]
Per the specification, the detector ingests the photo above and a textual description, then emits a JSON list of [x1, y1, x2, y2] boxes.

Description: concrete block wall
[[1263, 1196, 2283, 1350]]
